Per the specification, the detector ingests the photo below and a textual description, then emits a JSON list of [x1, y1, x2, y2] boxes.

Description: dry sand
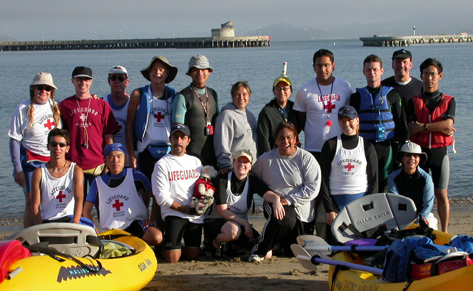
[[1, 208, 472, 291]]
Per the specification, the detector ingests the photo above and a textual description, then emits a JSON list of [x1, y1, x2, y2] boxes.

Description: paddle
[[291, 244, 384, 276], [297, 235, 388, 260]]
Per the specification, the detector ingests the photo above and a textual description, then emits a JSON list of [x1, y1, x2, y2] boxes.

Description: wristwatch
[[423, 123, 428, 131]]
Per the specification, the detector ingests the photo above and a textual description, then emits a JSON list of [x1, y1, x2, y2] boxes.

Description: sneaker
[[248, 254, 264, 262]]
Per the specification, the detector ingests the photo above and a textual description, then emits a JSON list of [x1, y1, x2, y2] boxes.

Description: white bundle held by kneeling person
[[191, 165, 218, 215]]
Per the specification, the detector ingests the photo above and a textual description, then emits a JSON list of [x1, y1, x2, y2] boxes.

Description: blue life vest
[[356, 86, 395, 142], [134, 84, 176, 142]]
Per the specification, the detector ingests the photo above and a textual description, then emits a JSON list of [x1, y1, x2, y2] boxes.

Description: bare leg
[[435, 188, 450, 233], [143, 227, 163, 246], [163, 249, 181, 264], [216, 221, 241, 244], [183, 247, 200, 261], [24, 192, 34, 227]]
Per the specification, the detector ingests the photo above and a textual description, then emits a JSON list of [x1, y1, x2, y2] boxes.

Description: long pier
[[360, 34, 473, 47], [0, 36, 270, 51]]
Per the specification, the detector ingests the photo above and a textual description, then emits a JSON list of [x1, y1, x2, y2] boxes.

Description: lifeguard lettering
[[337, 158, 363, 166], [318, 94, 341, 102], [168, 169, 200, 181], [105, 194, 129, 204]]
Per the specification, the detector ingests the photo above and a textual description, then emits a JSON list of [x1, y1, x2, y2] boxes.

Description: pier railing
[[0, 36, 270, 51], [360, 35, 473, 47]]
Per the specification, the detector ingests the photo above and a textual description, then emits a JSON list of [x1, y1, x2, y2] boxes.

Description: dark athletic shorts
[[164, 216, 203, 251], [124, 220, 147, 239], [421, 147, 449, 190]]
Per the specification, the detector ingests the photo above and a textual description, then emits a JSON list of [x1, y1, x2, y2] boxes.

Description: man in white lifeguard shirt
[[152, 124, 204, 263]]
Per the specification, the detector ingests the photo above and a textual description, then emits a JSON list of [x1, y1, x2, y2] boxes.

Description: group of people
[[8, 48, 455, 264]]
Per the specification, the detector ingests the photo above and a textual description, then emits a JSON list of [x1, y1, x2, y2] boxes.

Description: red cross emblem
[[56, 191, 66, 203], [324, 101, 336, 113], [154, 112, 164, 122], [44, 119, 55, 130], [112, 199, 124, 211], [345, 163, 355, 172]]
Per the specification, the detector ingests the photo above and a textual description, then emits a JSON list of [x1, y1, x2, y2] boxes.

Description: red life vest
[[410, 94, 454, 149]]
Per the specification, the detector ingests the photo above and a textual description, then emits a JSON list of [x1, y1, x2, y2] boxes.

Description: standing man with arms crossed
[[172, 55, 218, 167], [103, 66, 130, 164], [382, 49, 423, 139], [406, 58, 455, 233], [350, 54, 405, 193], [59, 66, 119, 197], [293, 49, 352, 238], [152, 124, 205, 263]]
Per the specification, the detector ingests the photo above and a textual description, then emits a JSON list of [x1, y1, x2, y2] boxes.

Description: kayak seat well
[[8, 223, 101, 258]]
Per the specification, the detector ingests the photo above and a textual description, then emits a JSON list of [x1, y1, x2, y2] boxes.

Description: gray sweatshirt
[[252, 147, 321, 222], [214, 103, 257, 169]]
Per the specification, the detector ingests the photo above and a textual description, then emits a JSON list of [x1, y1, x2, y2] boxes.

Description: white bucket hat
[[30, 72, 57, 89], [186, 55, 213, 75], [396, 141, 428, 164]]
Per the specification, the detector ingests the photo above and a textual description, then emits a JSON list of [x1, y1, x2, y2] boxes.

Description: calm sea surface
[[0, 39, 472, 219]]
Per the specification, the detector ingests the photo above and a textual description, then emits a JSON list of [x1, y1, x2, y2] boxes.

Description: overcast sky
[[1, 0, 472, 41]]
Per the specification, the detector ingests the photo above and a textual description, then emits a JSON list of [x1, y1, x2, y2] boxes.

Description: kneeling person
[[32, 128, 84, 225], [205, 150, 269, 256], [83, 143, 163, 246], [388, 141, 437, 229], [152, 124, 205, 263]]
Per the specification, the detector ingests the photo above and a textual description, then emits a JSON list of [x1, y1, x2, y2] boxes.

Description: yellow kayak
[[328, 229, 473, 291], [292, 194, 473, 291], [0, 225, 157, 291]]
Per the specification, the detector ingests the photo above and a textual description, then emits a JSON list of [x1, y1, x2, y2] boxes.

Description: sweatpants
[[251, 203, 303, 257]]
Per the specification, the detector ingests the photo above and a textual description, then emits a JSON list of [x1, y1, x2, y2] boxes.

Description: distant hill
[[247, 23, 329, 41]]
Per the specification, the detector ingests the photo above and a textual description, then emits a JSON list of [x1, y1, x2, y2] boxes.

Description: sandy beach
[[1, 206, 472, 291]]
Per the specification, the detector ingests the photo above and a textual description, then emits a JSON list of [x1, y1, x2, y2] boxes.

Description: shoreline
[[1, 195, 472, 228]]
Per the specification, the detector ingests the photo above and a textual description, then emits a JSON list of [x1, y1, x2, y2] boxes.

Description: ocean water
[[0, 39, 472, 219]]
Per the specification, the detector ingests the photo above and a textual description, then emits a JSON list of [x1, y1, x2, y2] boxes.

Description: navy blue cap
[[171, 123, 190, 137], [338, 105, 358, 119]]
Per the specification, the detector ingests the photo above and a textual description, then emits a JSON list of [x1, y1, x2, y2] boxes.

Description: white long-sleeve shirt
[[152, 153, 203, 223]]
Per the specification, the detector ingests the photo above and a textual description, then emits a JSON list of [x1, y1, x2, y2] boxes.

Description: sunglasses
[[37, 85, 53, 92], [49, 141, 67, 147], [109, 75, 127, 82]]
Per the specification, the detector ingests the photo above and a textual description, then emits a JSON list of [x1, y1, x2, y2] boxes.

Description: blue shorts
[[22, 160, 44, 193], [332, 192, 366, 211]]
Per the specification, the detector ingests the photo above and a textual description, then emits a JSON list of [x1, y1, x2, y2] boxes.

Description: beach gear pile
[[292, 193, 473, 289]]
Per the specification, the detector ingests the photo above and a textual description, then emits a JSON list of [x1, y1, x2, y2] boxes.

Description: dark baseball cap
[[338, 105, 358, 119], [72, 66, 93, 79], [392, 49, 412, 60], [171, 123, 190, 137]]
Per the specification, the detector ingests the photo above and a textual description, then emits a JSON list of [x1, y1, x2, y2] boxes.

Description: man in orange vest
[[406, 58, 456, 233]]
